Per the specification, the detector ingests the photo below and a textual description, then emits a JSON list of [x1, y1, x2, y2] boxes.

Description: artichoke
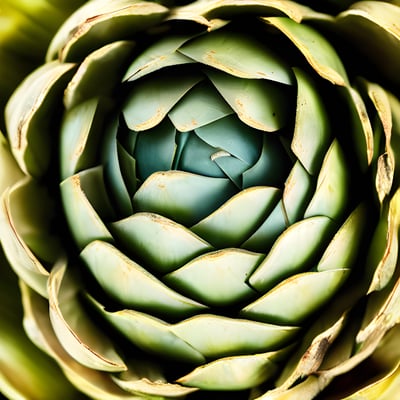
[[1, 0, 400, 399]]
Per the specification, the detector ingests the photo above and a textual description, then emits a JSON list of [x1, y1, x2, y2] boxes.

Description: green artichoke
[[1, 0, 400, 399]]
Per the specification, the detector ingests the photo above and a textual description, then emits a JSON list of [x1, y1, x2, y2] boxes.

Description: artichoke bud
[[0, 1, 400, 399]]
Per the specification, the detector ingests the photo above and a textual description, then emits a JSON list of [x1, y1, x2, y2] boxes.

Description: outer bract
[[0, 1, 400, 399]]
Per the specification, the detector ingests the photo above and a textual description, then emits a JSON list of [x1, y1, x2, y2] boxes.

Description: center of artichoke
[[107, 74, 293, 227], [56, 20, 360, 379]]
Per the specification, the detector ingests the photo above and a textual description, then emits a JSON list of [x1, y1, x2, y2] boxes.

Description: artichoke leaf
[[242, 134, 292, 189], [363, 80, 395, 205], [112, 375, 198, 398], [0, 267, 83, 400], [358, 255, 400, 345], [276, 295, 361, 388], [123, 71, 203, 131], [282, 161, 313, 225], [133, 118, 176, 180], [264, 16, 349, 86], [292, 68, 330, 175], [64, 40, 134, 109], [256, 375, 330, 400], [102, 119, 134, 217], [20, 282, 143, 400], [304, 139, 349, 221], [176, 0, 314, 24], [111, 212, 213, 275], [88, 297, 206, 365], [60, 167, 114, 250], [317, 203, 368, 272], [283, 293, 400, 395], [249, 216, 334, 292], [366, 188, 400, 293], [48, 259, 127, 372], [0, 178, 60, 297], [171, 314, 299, 359], [336, 1, 400, 91], [242, 200, 288, 252], [0, 177, 63, 264], [117, 143, 137, 199], [207, 69, 290, 132], [178, 29, 293, 84], [80, 240, 208, 319], [113, 358, 198, 397], [0, 131, 24, 193], [168, 81, 234, 131], [132, 170, 237, 226], [364, 80, 394, 145], [124, 34, 196, 82], [191, 186, 280, 248], [241, 269, 350, 325], [340, 85, 374, 171], [60, 97, 107, 180], [273, 313, 347, 392], [164, 248, 262, 307], [176, 352, 279, 391], [5, 61, 76, 177], [47, 0, 169, 62]]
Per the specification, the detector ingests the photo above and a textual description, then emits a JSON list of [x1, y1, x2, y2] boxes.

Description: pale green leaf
[[177, 352, 279, 391], [242, 200, 287, 252], [0, 260, 83, 400], [318, 204, 368, 272], [282, 160, 313, 225], [264, 16, 349, 85], [5, 61, 75, 177], [207, 69, 291, 131], [132, 170, 236, 226], [292, 67, 331, 175], [304, 139, 349, 221], [336, 1, 400, 90], [250, 216, 334, 292], [88, 299, 206, 364], [47, 0, 169, 62], [367, 188, 400, 293], [340, 85, 374, 172], [178, 29, 293, 84], [111, 212, 213, 274], [133, 118, 176, 180], [168, 81, 233, 131], [164, 248, 262, 306], [20, 282, 143, 400], [172, 314, 299, 358], [191, 186, 280, 248], [102, 118, 134, 217], [0, 131, 24, 194], [122, 72, 203, 131], [60, 167, 114, 250], [242, 269, 350, 325], [176, 0, 315, 24], [112, 374, 198, 398], [47, 260, 127, 372], [60, 97, 106, 180], [124, 34, 195, 82], [80, 240, 208, 319], [0, 178, 60, 297], [64, 40, 134, 109]]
